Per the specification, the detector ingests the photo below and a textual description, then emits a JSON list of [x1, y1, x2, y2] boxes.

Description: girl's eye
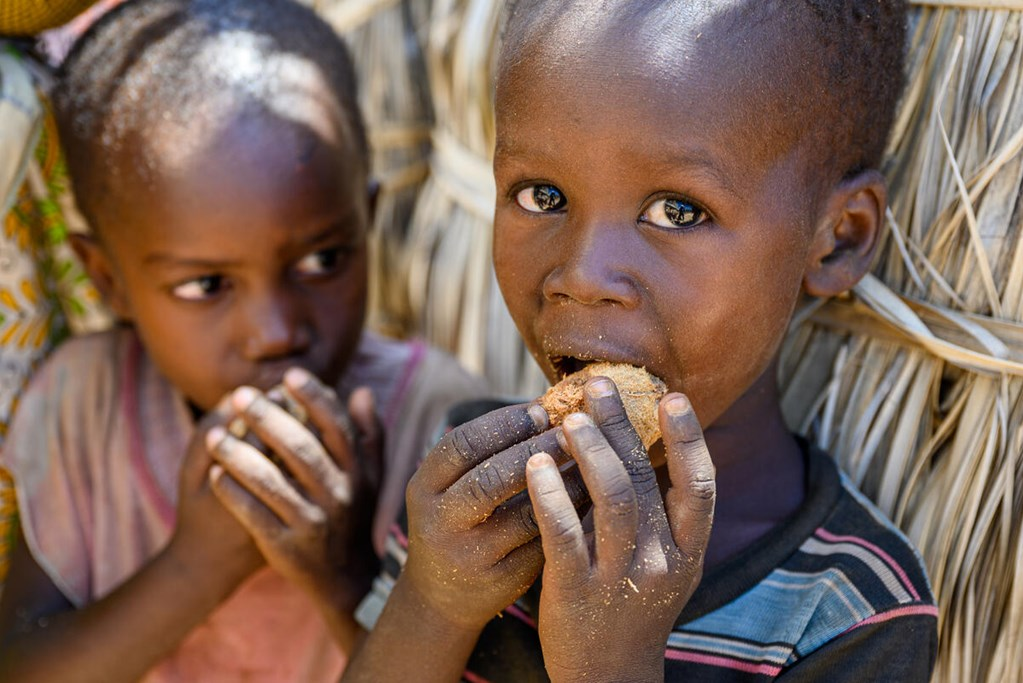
[[172, 275, 225, 301], [641, 198, 708, 230], [295, 248, 341, 276], [515, 184, 567, 213]]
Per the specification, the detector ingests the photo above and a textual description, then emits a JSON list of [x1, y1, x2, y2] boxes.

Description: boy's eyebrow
[[496, 140, 741, 198]]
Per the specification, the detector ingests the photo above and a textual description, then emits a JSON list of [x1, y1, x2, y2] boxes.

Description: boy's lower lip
[[547, 354, 652, 380]]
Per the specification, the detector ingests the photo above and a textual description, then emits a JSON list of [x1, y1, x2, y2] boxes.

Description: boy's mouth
[[549, 355, 602, 379]]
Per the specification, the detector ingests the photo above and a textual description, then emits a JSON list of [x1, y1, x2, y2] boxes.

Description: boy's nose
[[542, 223, 641, 308], [241, 290, 312, 361]]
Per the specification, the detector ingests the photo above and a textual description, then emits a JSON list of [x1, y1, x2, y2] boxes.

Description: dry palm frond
[[780, 4, 1023, 681], [399, 0, 546, 396], [313, 0, 434, 339]]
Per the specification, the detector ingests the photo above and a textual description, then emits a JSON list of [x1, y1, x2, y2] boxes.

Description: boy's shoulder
[[669, 444, 937, 680]]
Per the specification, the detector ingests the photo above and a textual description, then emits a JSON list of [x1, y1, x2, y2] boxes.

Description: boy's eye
[[295, 247, 341, 276], [171, 275, 225, 301], [641, 198, 708, 230], [515, 184, 567, 213]]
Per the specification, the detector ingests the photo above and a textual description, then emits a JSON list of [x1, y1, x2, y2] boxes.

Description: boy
[[0, 1, 485, 680], [345, 1, 938, 681]]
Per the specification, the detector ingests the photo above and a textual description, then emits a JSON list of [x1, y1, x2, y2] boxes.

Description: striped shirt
[[357, 403, 938, 682]]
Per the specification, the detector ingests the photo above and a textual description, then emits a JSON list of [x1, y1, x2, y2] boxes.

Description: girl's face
[[493, 12, 823, 429], [81, 112, 370, 412]]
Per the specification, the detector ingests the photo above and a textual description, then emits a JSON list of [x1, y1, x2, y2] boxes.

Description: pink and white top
[[1, 326, 486, 681]]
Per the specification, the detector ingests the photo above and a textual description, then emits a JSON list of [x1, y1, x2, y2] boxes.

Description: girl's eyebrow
[[143, 253, 244, 268]]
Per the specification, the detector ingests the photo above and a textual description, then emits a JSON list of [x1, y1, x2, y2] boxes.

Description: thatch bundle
[[312, 0, 435, 339], [780, 2, 1023, 681], [394, 0, 546, 396]]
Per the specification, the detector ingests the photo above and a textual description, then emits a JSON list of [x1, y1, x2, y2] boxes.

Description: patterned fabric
[[1, 327, 487, 680], [0, 0, 99, 36], [0, 44, 111, 585], [357, 400, 939, 682]]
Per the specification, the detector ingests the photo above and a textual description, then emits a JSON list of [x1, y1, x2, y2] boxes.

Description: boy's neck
[[694, 365, 806, 568]]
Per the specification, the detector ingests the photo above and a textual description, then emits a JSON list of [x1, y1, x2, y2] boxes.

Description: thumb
[[659, 393, 715, 570], [182, 395, 235, 492]]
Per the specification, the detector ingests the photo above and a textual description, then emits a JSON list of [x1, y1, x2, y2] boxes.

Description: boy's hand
[[205, 369, 382, 617], [526, 380, 716, 683], [166, 399, 264, 601], [399, 402, 588, 633]]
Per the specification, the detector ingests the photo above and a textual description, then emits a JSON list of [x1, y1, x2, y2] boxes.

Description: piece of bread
[[539, 363, 667, 448]]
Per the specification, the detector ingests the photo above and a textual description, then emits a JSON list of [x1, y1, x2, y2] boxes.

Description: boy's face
[[494, 9, 823, 428], [83, 111, 369, 412]]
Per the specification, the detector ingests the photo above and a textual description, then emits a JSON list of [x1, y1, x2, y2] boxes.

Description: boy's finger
[[526, 452, 590, 582], [484, 466, 590, 555], [206, 427, 330, 528], [231, 387, 349, 505], [583, 377, 663, 509], [492, 535, 545, 596], [660, 394, 716, 567], [440, 427, 567, 527], [209, 465, 284, 540], [418, 402, 549, 494], [282, 368, 358, 476], [560, 412, 639, 577]]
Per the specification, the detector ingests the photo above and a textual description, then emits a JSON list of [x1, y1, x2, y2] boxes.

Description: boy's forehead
[[497, 1, 817, 175]]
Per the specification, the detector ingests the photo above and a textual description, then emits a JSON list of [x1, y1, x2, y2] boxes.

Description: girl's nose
[[241, 288, 312, 361], [541, 219, 641, 308]]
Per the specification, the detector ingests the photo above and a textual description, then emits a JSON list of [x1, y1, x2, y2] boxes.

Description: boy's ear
[[803, 169, 887, 297], [69, 233, 132, 320]]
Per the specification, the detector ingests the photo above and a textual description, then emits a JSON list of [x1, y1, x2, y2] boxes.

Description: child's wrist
[[159, 537, 254, 605], [394, 572, 490, 638]]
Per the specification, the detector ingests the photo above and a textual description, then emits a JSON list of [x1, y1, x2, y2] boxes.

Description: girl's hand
[[399, 402, 588, 633], [166, 399, 264, 601], [205, 368, 383, 621], [526, 379, 716, 683]]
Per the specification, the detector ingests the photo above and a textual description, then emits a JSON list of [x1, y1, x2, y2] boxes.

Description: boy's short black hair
[[53, 0, 368, 229], [503, 0, 907, 183]]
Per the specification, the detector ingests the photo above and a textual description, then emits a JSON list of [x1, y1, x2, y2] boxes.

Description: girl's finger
[[347, 386, 383, 493], [559, 412, 639, 579], [417, 402, 549, 494], [525, 452, 590, 583], [206, 426, 330, 527], [230, 387, 349, 505], [181, 396, 235, 492], [659, 394, 716, 573], [209, 464, 285, 541], [283, 368, 358, 476]]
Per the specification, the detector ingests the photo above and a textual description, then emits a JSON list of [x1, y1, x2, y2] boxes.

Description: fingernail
[[284, 367, 312, 390], [206, 425, 228, 451], [527, 452, 555, 470], [586, 378, 614, 398], [528, 403, 549, 431], [233, 386, 258, 411], [563, 412, 590, 429], [664, 394, 692, 417]]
